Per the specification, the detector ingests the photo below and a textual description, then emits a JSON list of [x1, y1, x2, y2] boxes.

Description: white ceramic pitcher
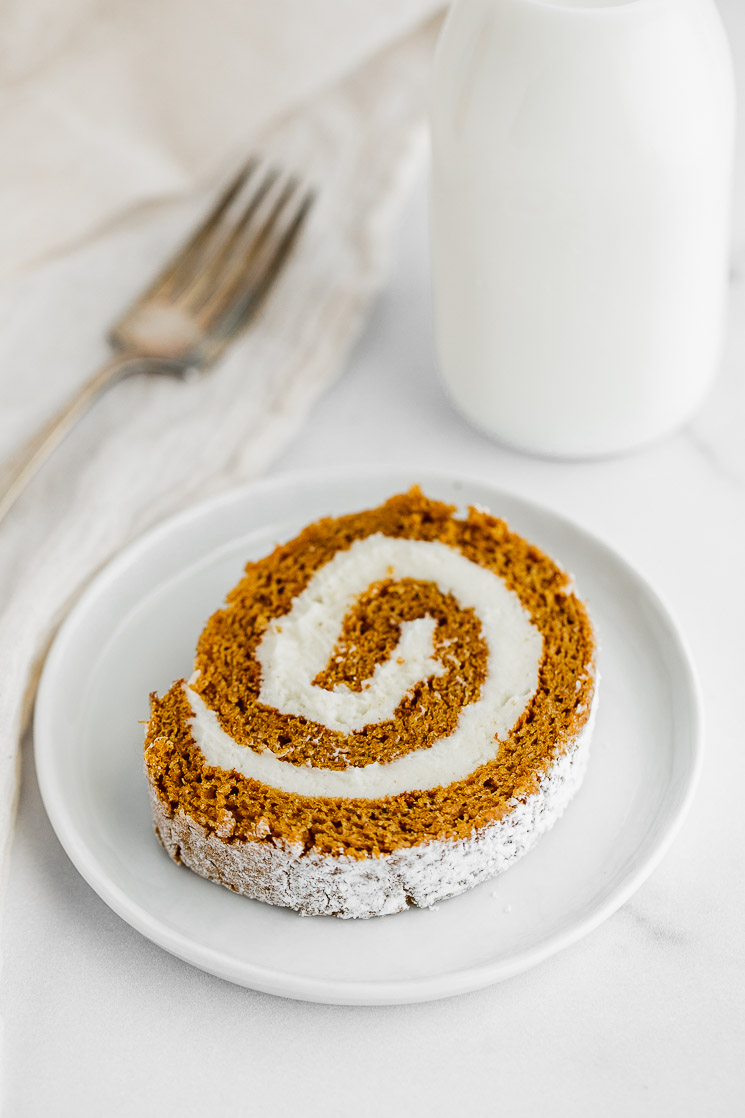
[[430, 0, 735, 458]]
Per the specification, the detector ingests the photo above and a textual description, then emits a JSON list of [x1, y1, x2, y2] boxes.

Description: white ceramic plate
[[35, 468, 702, 1005]]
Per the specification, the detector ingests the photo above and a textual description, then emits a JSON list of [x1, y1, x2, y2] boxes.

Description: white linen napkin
[[0, 1, 443, 886]]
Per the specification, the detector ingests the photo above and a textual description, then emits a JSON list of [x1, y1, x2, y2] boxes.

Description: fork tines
[[144, 158, 315, 343]]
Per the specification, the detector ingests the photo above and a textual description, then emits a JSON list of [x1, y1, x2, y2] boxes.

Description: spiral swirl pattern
[[187, 533, 542, 797], [145, 489, 597, 904]]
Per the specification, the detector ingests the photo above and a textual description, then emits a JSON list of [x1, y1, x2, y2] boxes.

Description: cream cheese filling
[[186, 534, 544, 797]]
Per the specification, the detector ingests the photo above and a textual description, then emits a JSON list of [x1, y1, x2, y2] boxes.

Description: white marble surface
[[4, 4, 745, 1112]]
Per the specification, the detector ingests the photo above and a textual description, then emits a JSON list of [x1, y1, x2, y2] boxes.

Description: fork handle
[[0, 355, 140, 526]]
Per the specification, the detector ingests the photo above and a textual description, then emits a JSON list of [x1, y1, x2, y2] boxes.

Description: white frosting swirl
[[187, 534, 543, 797]]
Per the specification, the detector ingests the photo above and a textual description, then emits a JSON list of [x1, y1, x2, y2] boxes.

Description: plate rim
[[34, 464, 704, 1004]]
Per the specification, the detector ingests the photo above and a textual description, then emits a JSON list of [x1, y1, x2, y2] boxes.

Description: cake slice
[[144, 488, 597, 918]]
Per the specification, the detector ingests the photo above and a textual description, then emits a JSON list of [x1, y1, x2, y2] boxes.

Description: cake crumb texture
[[145, 488, 596, 861]]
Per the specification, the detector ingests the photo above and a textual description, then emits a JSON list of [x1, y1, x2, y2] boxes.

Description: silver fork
[[0, 158, 314, 524]]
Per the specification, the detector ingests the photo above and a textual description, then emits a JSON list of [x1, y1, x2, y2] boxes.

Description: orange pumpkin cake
[[144, 488, 597, 918]]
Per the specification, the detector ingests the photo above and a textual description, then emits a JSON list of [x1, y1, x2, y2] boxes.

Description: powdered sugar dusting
[[151, 688, 597, 919]]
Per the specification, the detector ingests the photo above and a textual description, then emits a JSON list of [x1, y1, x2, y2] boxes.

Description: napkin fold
[[0, 1, 443, 887]]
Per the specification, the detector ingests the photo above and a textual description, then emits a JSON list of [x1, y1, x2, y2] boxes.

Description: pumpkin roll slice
[[144, 488, 597, 918]]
